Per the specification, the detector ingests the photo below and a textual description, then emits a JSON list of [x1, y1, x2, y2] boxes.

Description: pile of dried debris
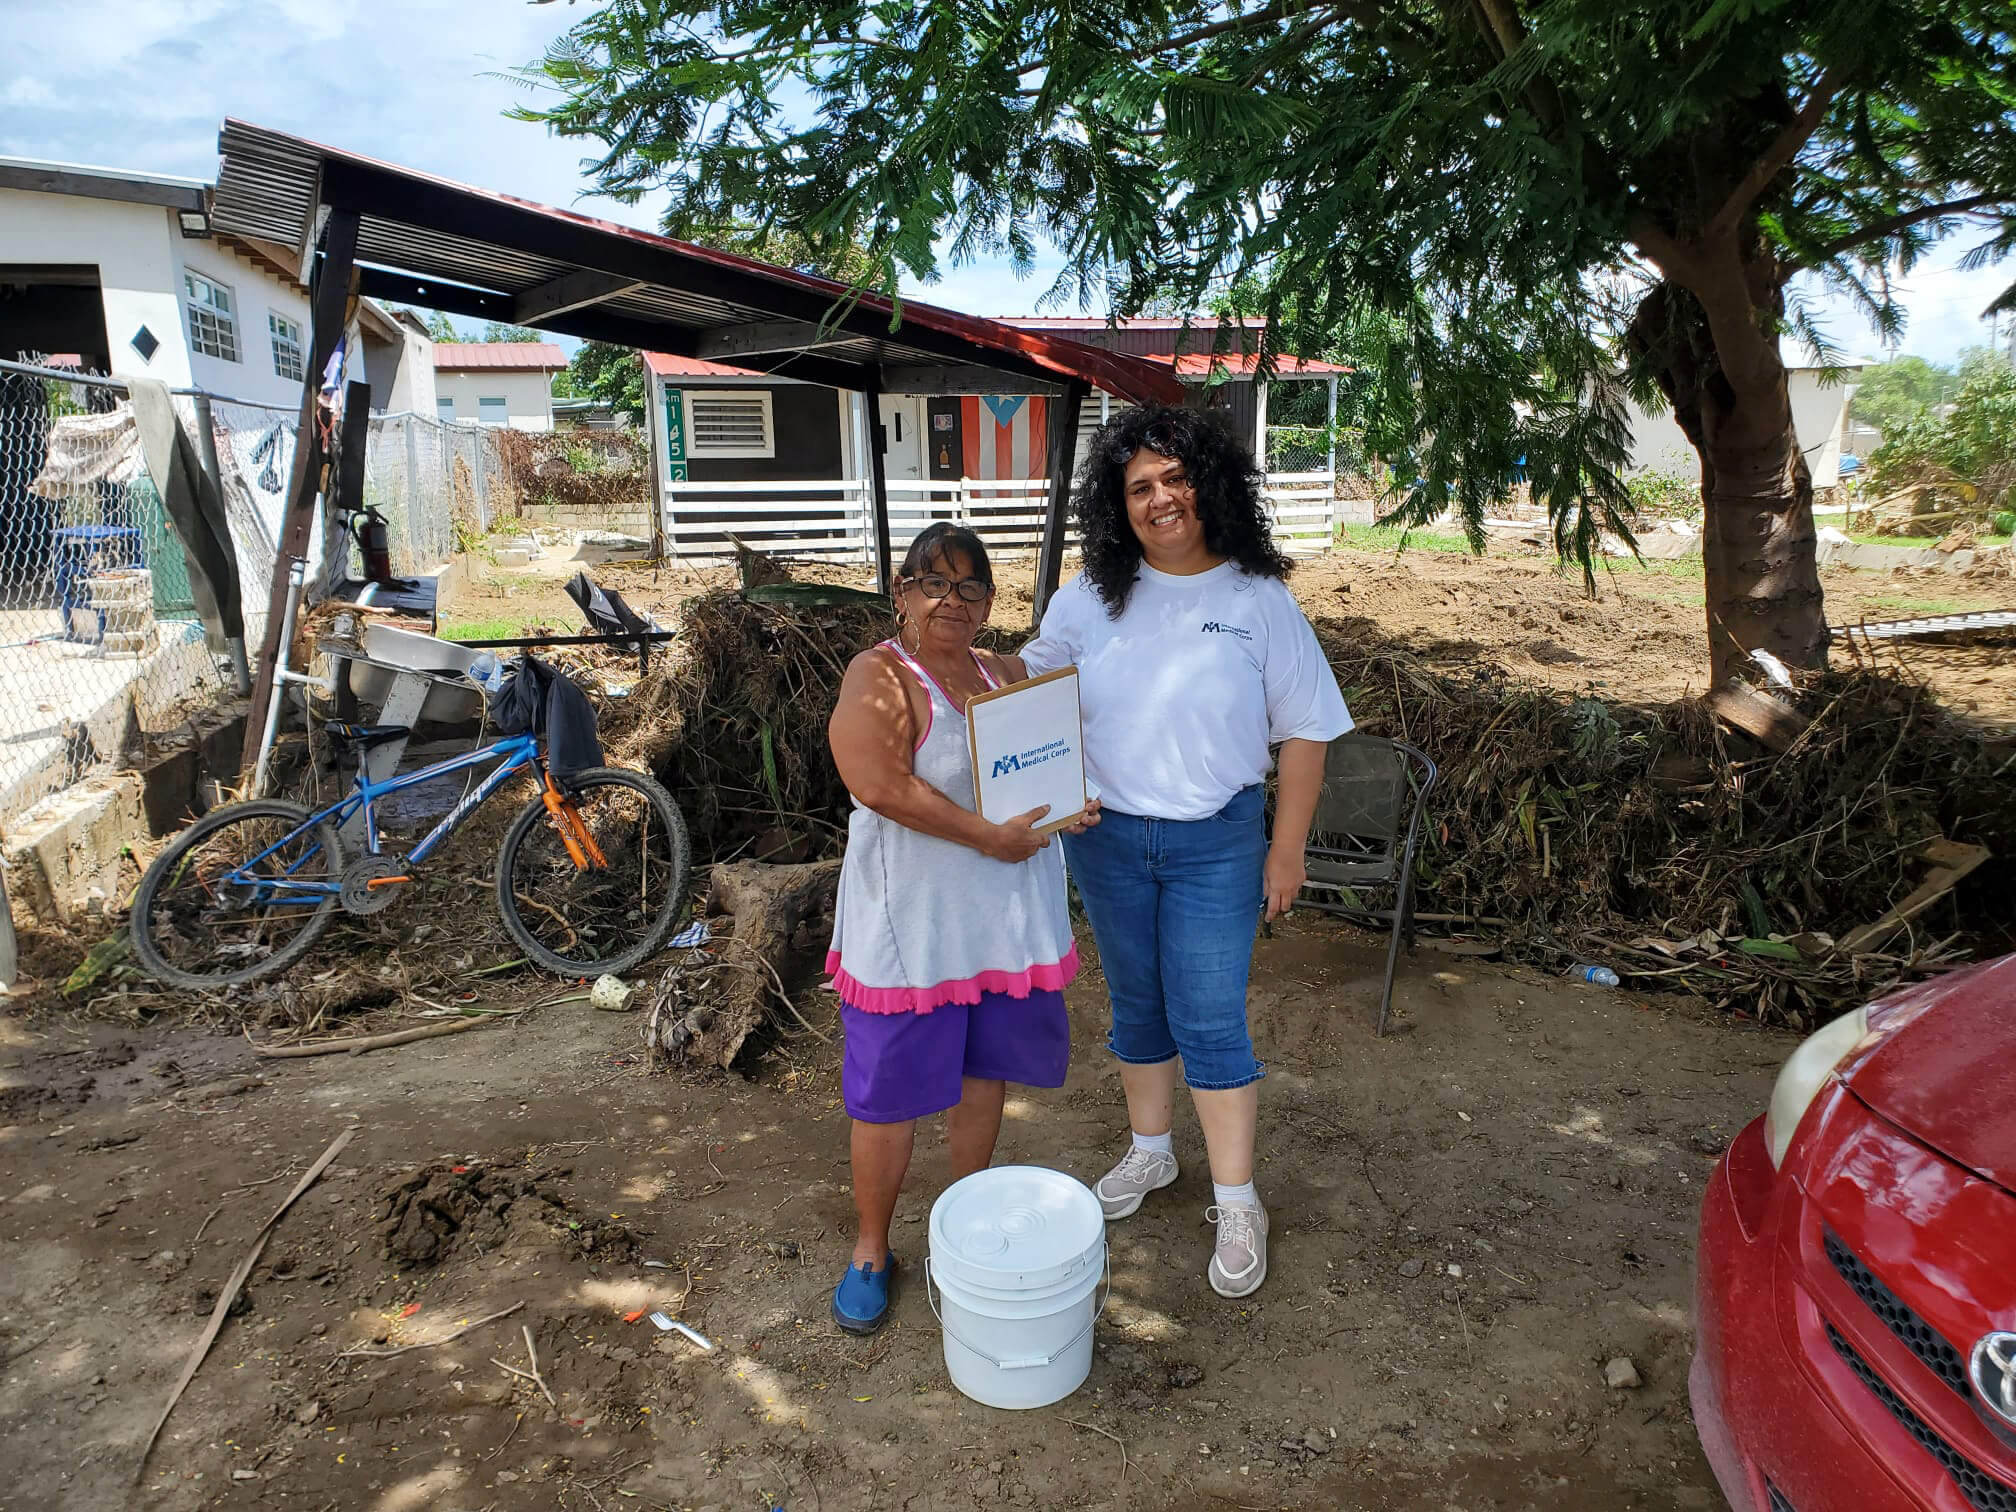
[[599, 579, 897, 862], [1311, 615, 2013, 1025]]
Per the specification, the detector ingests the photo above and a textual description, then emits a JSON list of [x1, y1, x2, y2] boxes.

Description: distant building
[[0, 154, 432, 413], [551, 396, 633, 431], [433, 342, 568, 431], [1623, 358, 1873, 490], [642, 316, 1346, 494]]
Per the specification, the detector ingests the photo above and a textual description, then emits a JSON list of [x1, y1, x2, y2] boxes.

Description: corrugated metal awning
[[211, 120, 1185, 405]]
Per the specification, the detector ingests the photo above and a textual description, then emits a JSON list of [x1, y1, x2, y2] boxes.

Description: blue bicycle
[[129, 723, 691, 989]]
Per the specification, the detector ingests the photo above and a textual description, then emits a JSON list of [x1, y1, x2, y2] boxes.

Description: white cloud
[[0, 1, 661, 222], [2, 77, 54, 109], [6, 5, 2001, 356], [0, 0, 1088, 322], [1793, 236, 2014, 367]]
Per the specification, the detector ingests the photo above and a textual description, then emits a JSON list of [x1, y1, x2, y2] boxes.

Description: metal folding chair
[[1296, 734, 1438, 1036]]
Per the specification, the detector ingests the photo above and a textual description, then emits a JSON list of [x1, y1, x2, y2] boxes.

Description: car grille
[[1766, 1481, 1796, 1512], [1829, 1323, 2016, 1512], [1826, 1229, 1971, 1399]]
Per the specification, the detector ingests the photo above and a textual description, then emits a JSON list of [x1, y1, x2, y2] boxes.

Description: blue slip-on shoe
[[832, 1253, 897, 1335]]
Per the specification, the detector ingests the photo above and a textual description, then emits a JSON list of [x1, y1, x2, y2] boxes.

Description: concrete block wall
[[514, 499, 655, 538], [3, 702, 246, 928], [5, 773, 148, 927]]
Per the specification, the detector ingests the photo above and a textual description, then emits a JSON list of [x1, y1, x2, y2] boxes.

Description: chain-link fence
[[0, 365, 523, 828], [0, 361, 302, 825], [360, 413, 512, 576]]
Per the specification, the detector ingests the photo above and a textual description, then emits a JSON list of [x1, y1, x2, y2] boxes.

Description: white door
[[878, 395, 924, 481]]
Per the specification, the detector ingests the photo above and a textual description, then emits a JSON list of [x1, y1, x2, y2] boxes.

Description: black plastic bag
[[487, 653, 603, 793]]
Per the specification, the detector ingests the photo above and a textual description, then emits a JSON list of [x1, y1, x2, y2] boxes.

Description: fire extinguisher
[[350, 505, 397, 586]]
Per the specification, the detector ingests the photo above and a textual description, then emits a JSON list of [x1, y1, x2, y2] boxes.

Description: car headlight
[[1763, 1006, 1872, 1169]]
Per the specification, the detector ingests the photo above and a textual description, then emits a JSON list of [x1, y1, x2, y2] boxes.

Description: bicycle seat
[[325, 723, 413, 750]]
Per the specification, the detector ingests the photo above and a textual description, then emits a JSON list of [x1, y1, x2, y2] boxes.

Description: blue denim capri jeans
[[1063, 784, 1268, 1090]]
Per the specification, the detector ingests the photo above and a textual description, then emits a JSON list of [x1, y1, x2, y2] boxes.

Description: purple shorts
[[840, 989, 1071, 1124]]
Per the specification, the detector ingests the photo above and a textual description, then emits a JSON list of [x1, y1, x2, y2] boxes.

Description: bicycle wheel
[[495, 767, 691, 977], [129, 799, 345, 990]]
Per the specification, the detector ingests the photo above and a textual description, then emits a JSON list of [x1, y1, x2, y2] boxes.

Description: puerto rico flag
[[960, 395, 1050, 488]]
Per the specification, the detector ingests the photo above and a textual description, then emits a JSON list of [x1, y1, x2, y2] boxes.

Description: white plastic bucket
[[927, 1165, 1108, 1410]]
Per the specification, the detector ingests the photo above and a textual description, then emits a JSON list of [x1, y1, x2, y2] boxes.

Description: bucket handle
[[925, 1254, 1112, 1371]]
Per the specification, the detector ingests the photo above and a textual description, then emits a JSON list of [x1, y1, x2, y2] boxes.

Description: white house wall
[[436, 370, 553, 430], [1624, 368, 1862, 490], [172, 237, 316, 407], [385, 325, 437, 416], [0, 189, 190, 385], [1787, 369, 1858, 488]]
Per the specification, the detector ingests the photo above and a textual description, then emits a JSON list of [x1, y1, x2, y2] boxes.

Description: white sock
[[1212, 1180, 1258, 1208], [1131, 1130, 1173, 1157]]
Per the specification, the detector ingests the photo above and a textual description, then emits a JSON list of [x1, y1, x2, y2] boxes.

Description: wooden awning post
[[1034, 379, 1090, 628], [862, 373, 894, 596], [239, 206, 361, 786]]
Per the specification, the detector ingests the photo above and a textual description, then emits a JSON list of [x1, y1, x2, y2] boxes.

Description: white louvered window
[[184, 270, 237, 361], [685, 390, 775, 458]]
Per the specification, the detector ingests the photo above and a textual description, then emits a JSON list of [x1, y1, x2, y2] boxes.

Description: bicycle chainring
[[339, 855, 409, 915]]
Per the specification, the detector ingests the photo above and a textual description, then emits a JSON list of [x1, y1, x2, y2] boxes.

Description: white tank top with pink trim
[[825, 640, 1079, 1014]]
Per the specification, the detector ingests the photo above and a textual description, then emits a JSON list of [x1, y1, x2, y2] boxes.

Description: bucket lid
[[929, 1165, 1104, 1291]]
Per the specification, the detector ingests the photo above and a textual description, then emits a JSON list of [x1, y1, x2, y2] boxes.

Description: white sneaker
[[1206, 1199, 1269, 1298], [1094, 1146, 1179, 1220]]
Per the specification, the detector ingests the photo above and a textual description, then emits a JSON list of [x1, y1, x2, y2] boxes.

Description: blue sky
[[1, 0, 2006, 364]]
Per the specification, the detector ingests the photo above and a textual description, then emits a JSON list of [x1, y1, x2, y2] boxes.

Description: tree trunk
[[1700, 431, 1826, 682], [1629, 276, 1829, 683]]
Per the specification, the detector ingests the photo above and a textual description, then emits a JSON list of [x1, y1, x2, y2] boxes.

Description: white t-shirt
[[1021, 561, 1354, 821]]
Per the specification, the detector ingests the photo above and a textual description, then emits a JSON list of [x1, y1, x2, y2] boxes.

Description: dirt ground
[[4, 533, 2002, 1510], [1, 913, 1785, 1512], [460, 535, 2016, 730]]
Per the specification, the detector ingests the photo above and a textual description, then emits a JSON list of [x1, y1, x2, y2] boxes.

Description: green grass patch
[[1596, 554, 1703, 580], [1336, 523, 1475, 554], [438, 615, 553, 642], [1864, 594, 1995, 619], [1844, 531, 2014, 548]]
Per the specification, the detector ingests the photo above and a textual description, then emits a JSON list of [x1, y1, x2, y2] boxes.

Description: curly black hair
[[1073, 402, 1293, 616]]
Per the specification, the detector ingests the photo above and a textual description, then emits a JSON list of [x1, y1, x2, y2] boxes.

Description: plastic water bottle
[[1571, 964, 1620, 987], [466, 651, 507, 694]]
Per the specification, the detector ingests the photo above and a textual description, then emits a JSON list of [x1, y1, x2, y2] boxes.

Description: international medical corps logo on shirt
[[1200, 620, 1254, 640]]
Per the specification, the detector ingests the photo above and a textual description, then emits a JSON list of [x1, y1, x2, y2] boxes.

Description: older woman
[[1013, 403, 1352, 1300], [824, 522, 1095, 1334]]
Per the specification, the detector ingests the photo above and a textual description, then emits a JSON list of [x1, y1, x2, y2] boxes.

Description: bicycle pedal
[[340, 855, 411, 916]]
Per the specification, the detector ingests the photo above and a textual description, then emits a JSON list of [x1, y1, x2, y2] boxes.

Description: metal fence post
[[474, 432, 490, 530], [403, 416, 420, 550], [1326, 375, 1340, 548]]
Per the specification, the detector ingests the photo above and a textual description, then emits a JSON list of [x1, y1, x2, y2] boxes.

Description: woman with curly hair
[[1009, 402, 1352, 1298]]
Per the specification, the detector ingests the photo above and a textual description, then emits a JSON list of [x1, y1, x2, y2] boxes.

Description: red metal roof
[[433, 342, 569, 371], [643, 352, 769, 380], [1172, 353, 1350, 376], [645, 346, 1348, 383], [212, 120, 1185, 406], [1004, 316, 1269, 330]]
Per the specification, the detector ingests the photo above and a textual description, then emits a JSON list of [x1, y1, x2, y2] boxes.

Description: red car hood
[[1843, 953, 2016, 1192]]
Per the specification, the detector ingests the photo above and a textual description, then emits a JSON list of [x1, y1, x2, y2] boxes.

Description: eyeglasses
[[905, 573, 990, 603]]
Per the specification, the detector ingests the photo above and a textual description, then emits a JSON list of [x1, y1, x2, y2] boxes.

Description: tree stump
[[653, 858, 841, 1068]]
